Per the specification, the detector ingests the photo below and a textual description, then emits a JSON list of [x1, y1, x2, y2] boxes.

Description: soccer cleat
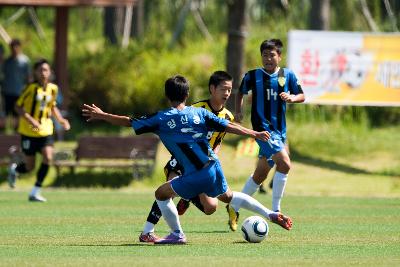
[[28, 194, 47, 202], [7, 163, 17, 189], [154, 232, 187, 245], [269, 212, 292, 230], [176, 199, 190, 215], [139, 232, 160, 243], [226, 204, 239, 231]]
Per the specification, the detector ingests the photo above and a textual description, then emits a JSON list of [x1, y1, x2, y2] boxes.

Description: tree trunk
[[104, 7, 118, 44], [309, 0, 330, 30], [131, 0, 144, 39], [226, 0, 247, 111]]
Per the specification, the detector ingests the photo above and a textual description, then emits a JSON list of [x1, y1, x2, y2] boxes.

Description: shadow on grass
[[63, 243, 153, 247], [51, 171, 135, 188], [291, 147, 400, 177]]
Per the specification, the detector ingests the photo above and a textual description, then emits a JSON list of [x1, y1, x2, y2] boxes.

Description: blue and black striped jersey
[[131, 106, 229, 174], [239, 67, 303, 139]]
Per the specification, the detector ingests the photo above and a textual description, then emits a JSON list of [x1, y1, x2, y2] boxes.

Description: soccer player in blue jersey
[[228, 39, 305, 231], [139, 71, 235, 243], [82, 75, 292, 244]]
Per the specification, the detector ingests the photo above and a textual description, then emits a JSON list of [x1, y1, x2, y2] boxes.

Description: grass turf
[[0, 189, 399, 267]]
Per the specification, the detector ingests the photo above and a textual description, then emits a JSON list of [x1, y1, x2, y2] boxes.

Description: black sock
[[16, 163, 28, 173], [190, 195, 205, 213], [146, 200, 162, 225], [35, 163, 49, 187]]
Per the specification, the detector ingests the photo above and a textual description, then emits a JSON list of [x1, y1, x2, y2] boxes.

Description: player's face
[[261, 49, 281, 74], [35, 63, 51, 84], [210, 80, 232, 105]]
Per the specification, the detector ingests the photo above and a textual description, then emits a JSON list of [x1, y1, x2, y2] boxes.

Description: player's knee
[[277, 161, 290, 173], [203, 204, 217, 215], [155, 186, 169, 201]]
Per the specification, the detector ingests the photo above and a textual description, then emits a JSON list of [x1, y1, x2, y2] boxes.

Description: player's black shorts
[[21, 135, 54, 156], [163, 157, 184, 180]]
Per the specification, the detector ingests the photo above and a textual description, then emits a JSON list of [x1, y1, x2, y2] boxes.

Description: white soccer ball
[[241, 216, 269, 243]]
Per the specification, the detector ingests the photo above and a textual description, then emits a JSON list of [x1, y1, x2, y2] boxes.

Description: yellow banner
[[288, 31, 400, 106]]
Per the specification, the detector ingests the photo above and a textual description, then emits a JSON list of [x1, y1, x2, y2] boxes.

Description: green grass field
[[0, 189, 399, 267], [0, 120, 399, 266]]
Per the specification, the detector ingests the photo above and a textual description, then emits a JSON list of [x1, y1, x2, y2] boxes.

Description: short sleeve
[[16, 84, 32, 106], [288, 70, 303, 95], [203, 109, 229, 131], [131, 112, 160, 135], [239, 72, 252, 95], [51, 85, 58, 108]]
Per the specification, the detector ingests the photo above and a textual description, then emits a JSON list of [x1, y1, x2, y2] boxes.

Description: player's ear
[[209, 85, 215, 93]]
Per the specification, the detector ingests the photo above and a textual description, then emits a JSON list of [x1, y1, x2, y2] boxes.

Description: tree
[[103, 7, 125, 45], [309, 0, 330, 30], [226, 0, 247, 111], [104, 7, 118, 44], [131, 0, 144, 39]]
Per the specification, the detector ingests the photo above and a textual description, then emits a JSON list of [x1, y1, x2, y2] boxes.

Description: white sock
[[142, 221, 155, 234], [230, 191, 274, 220], [156, 199, 183, 234], [30, 186, 41, 196], [241, 175, 259, 196], [272, 171, 288, 212]]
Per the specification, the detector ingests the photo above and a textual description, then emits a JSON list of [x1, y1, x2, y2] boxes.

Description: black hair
[[165, 75, 190, 103], [260, 39, 283, 55], [33, 58, 50, 71], [208, 71, 233, 93], [10, 39, 21, 47]]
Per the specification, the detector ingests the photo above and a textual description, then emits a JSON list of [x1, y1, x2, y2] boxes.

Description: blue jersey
[[131, 106, 229, 174], [239, 67, 303, 139]]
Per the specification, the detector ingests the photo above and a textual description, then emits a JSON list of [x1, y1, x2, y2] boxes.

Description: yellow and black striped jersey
[[16, 82, 58, 137], [192, 100, 234, 151]]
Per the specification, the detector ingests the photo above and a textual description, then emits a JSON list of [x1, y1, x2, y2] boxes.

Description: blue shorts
[[170, 160, 228, 200], [256, 133, 285, 160]]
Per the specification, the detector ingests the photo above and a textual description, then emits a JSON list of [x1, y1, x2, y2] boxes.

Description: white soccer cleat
[[28, 194, 47, 202]]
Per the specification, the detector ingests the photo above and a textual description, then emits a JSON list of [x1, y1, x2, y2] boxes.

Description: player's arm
[[279, 92, 305, 103], [15, 103, 41, 130], [52, 106, 71, 131], [280, 71, 305, 103], [14, 86, 40, 130], [235, 92, 245, 122], [225, 122, 270, 141], [82, 103, 131, 127]]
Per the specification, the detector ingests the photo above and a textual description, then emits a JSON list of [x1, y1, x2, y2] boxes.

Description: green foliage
[[68, 38, 225, 116], [1, 3, 400, 128]]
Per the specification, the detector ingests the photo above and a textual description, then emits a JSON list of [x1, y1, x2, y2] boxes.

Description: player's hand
[[235, 112, 243, 123], [279, 92, 294, 103], [29, 119, 41, 132], [82, 104, 105, 122], [255, 131, 270, 141], [60, 119, 71, 131]]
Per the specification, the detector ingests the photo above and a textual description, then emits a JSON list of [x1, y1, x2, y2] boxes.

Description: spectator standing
[[1, 39, 31, 130]]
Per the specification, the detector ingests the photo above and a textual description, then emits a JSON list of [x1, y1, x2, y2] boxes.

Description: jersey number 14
[[265, 88, 278, 101]]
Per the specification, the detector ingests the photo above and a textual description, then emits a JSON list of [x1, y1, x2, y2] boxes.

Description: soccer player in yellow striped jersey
[[7, 59, 70, 202], [191, 99, 234, 154], [139, 71, 234, 243]]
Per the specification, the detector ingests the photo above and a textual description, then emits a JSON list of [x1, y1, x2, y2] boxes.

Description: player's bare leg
[[226, 158, 271, 231], [219, 188, 292, 231]]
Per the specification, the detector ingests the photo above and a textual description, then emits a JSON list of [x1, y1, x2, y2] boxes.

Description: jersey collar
[[207, 99, 224, 114], [260, 67, 280, 77]]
